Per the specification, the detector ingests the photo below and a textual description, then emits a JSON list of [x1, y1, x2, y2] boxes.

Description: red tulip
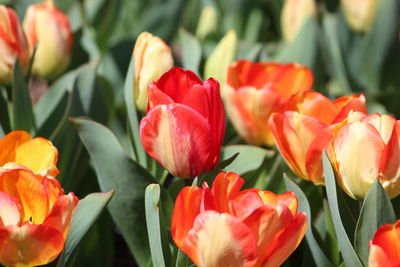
[[0, 5, 30, 84], [0, 166, 78, 266], [171, 172, 307, 267], [328, 112, 400, 199], [369, 219, 400, 267], [140, 67, 225, 178], [269, 91, 367, 184], [224, 60, 313, 146]]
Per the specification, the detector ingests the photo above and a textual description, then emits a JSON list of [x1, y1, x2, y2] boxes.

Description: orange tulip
[[23, 0, 73, 78], [328, 112, 400, 199], [0, 5, 30, 84], [0, 166, 78, 266], [269, 91, 367, 184], [171, 172, 307, 267], [0, 130, 59, 176], [369, 219, 400, 267], [224, 60, 313, 146]]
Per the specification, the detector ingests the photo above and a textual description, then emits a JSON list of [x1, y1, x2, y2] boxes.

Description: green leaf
[[179, 28, 202, 75], [124, 56, 147, 165], [12, 59, 35, 132], [322, 153, 363, 267], [284, 175, 334, 267], [354, 179, 396, 265], [145, 184, 169, 267], [73, 118, 155, 266], [221, 145, 274, 175], [57, 191, 114, 267]]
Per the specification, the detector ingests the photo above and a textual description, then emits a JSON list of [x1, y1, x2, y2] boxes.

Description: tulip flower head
[[225, 60, 313, 146], [171, 172, 307, 267], [0, 5, 30, 84], [369, 219, 400, 267], [341, 0, 379, 33], [23, 0, 73, 79], [133, 32, 174, 111], [269, 91, 367, 184], [0, 130, 59, 177], [140, 67, 225, 178], [328, 112, 400, 200], [0, 167, 78, 266]]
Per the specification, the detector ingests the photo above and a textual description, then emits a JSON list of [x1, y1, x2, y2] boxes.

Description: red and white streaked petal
[[43, 193, 78, 238], [231, 189, 265, 220], [369, 220, 400, 266], [171, 186, 203, 248], [332, 121, 385, 200], [211, 172, 244, 213], [225, 84, 284, 146], [147, 82, 175, 110], [183, 211, 257, 267], [0, 168, 50, 224], [0, 192, 21, 226], [363, 114, 397, 144], [269, 111, 326, 181], [261, 212, 307, 267], [140, 104, 211, 178], [0, 224, 64, 267]]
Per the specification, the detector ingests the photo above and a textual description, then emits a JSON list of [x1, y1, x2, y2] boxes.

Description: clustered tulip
[[140, 67, 225, 178], [224, 60, 313, 146], [0, 5, 30, 84], [369, 219, 400, 267], [0, 131, 78, 266], [269, 91, 367, 184], [171, 172, 307, 267], [328, 112, 400, 199]]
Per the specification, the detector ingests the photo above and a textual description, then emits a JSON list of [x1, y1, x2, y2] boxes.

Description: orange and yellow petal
[[0, 224, 64, 267], [369, 220, 400, 266], [211, 172, 244, 213], [183, 211, 257, 267], [0, 131, 59, 176]]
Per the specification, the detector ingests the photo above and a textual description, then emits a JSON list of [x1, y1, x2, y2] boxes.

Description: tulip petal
[[369, 245, 397, 267], [147, 82, 175, 110], [211, 172, 244, 213], [140, 103, 211, 177], [171, 186, 203, 248], [43, 193, 78, 238], [370, 220, 400, 263], [183, 211, 257, 267], [0, 224, 64, 267], [269, 111, 326, 181], [261, 212, 307, 267], [332, 94, 367, 124], [0, 192, 21, 226], [0, 130, 59, 176], [332, 121, 385, 199], [231, 189, 264, 220]]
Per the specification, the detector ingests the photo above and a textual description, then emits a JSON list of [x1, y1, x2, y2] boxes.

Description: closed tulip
[[269, 91, 367, 184], [23, 0, 73, 79], [341, 0, 379, 33], [369, 219, 400, 267], [0, 130, 59, 176], [0, 166, 78, 266], [328, 112, 400, 199], [133, 32, 173, 111], [171, 172, 307, 267], [0, 5, 30, 84], [140, 67, 225, 178], [225, 60, 313, 146]]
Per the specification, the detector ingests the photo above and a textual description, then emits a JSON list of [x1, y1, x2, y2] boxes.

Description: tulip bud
[[133, 32, 174, 111], [140, 67, 225, 178], [369, 219, 400, 267], [23, 0, 73, 79], [328, 112, 400, 199], [0, 5, 30, 84], [204, 30, 237, 90], [281, 0, 317, 42], [341, 0, 379, 33], [171, 172, 307, 267], [196, 5, 218, 40]]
